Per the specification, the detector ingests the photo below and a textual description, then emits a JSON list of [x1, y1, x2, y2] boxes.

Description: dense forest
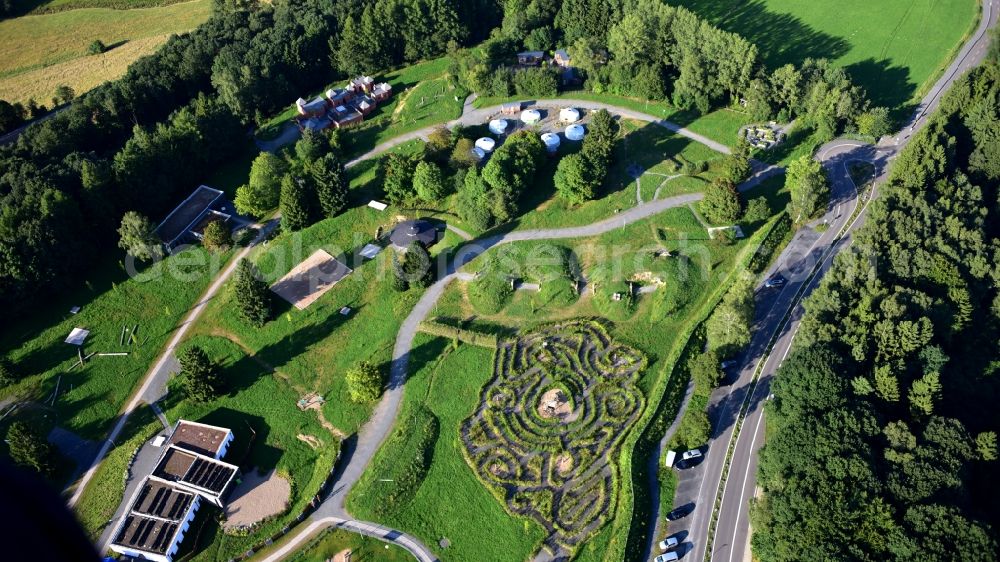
[[752, 56, 1000, 560]]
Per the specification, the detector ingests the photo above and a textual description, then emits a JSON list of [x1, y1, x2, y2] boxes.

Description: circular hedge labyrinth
[[460, 320, 647, 552]]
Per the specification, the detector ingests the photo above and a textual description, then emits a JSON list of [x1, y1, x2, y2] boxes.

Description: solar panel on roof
[[115, 516, 134, 544]]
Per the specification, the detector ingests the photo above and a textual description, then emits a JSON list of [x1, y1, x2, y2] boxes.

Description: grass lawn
[[673, 0, 979, 110], [159, 335, 339, 562], [508, 119, 724, 232], [0, 0, 211, 103], [186, 155, 464, 434], [0, 246, 232, 442], [286, 528, 412, 562]]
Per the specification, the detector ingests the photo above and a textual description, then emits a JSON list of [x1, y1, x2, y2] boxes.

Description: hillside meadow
[[0, 0, 211, 103]]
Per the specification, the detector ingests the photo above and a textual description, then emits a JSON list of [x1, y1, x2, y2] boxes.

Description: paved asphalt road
[[672, 2, 1000, 562]]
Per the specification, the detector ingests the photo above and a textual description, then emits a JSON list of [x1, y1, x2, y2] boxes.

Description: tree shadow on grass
[[254, 306, 356, 380], [196, 408, 282, 472], [845, 58, 916, 118], [676, 0, 851, 69]]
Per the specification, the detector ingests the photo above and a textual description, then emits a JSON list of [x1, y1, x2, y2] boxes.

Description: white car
[[720, 360, 738, 370], [658, 535, 679, 551], [655, 552, 679, 562], [681, 449, 702, 461]]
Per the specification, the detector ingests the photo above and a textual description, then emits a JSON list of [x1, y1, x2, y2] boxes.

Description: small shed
[[554, 49, 572, 67], [500, 102, 522, 116], [517, 51, 545, 65], [389, 219, 440, 250]]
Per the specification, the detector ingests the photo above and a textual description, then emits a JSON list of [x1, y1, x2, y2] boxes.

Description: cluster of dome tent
[[474, 107, 587, 160]]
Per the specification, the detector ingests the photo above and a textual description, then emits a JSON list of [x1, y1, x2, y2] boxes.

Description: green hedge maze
[[460, 320, 647, 553]]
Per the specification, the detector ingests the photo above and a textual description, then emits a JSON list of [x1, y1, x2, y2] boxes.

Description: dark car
[[666, 503, 694, 521], [764, 275, 786, 288]]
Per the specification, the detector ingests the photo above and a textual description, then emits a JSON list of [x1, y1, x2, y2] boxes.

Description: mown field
[[0, 0, 211, 103], [674, 0, 979, 109]]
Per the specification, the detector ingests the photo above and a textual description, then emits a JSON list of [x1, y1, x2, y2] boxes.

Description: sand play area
[[223, 468, 291, 530], [270, 249, 352, 310]]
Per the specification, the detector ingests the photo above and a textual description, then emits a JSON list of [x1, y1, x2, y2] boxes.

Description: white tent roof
[[559, 108, 580, 122], [472, 147, 486, 160], [565, 124, 586, 141], [520, 109, 541, 124], [540, 132, 561, 151], [488, 119, 509, 135], [475, 137, 496, 152]]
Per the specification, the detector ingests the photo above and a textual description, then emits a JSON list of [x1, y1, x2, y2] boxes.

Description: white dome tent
[[540, 132, 561, 153], [475, 137, 496, 152], [488, 119, 509, 135], [472, 147, 486, 160], [565, 124, 586, 141], [559, 108, 581, 122], [520, 109, 542, 124]]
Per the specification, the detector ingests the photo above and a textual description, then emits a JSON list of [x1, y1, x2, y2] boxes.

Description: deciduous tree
[[346, 361, 384, 403], [117, 211, 163, 261]]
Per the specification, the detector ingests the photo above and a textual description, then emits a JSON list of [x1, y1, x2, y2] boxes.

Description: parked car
[[681, 449, 702, 462], [666, 503, 694, 521], [655, 552, 679, 562], [764, 275, 786, 288], [720, 360, 738, 370], [658, 535, 679, 551]]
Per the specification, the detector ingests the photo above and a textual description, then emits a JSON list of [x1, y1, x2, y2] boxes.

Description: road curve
[[344, 97, 732, 168], [705, 1, 999, 561]]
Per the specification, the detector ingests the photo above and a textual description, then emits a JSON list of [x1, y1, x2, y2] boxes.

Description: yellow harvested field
[[0, 0, 211, 103], [0, 35, 171, 104]]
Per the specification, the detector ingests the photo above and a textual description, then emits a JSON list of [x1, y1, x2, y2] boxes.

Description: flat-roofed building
[[109, 420, 238, 562], [168, 419, 234, 459], [156, 186, 236, 251], [153, 445, 238, 506]]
